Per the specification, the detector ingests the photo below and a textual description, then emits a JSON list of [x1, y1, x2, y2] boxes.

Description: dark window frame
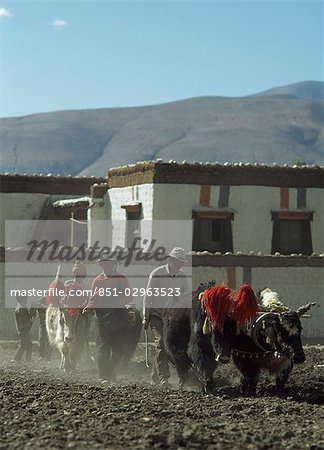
[[271, 211, 313, 255], [192, 211, 234, 253]]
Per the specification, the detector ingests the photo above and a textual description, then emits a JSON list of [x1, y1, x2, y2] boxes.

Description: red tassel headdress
[[233, 284, 258, 324], [200, 285, 234, 333]]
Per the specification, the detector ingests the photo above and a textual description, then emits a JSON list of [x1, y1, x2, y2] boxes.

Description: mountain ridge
[[0, 81, 323, 176], [251, 80, 324, 101]]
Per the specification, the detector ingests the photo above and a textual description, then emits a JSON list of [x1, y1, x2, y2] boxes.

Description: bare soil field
[[1, 344, 324, 450]]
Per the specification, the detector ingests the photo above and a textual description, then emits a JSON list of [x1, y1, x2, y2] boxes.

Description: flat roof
[[52, 196, 91, 208], [0, 174, 105, 194], [1, 161, 324, 193], [108, 161, 324, 189]]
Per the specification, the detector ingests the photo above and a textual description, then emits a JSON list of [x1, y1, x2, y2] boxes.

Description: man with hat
[[83, 254, 132, 380], [142, 247, 189, 386], [64, 259, 89, 310]]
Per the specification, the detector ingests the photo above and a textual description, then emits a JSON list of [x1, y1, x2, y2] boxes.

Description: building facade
[[0, 162, 323, 338], [103, 161, 324, 256], [0, 173, 105, 336]]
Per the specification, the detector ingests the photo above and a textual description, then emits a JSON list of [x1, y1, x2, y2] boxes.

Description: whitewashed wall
[[230, 186, 278, 254], [108, 185, 154, 249], [253, 266, 323, 339], [0, 193, 88, 247], [153, 183, 277, 254], [149, 184, 323, 255], [0, 193, 48, 245], [108, 185, 154, 220], [87, 193, 111, 247], [152, 184, 200, 219], [192, 265, 323, 339]]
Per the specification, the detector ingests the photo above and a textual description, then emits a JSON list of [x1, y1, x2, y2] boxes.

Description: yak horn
[[297, 302, 316, 317], [202, 317, 211, 335], [251, 312, 279, 351]]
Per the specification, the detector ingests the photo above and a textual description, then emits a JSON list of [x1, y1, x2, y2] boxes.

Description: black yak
[[163, 281, 237, 393], [231, 302, 316, 395], [193, 284, 315, 396]]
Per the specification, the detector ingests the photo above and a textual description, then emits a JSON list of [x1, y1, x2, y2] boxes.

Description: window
[[121, 204, 142, 249], [126, 210, 140, 248], [192, 211, 234, 253], [271, 211, 313, 255]]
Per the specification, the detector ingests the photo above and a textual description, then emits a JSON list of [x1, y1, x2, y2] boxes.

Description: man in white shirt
[[142, 247, 189, 386]]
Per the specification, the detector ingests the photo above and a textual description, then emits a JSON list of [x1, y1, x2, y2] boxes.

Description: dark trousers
[[73, 314, 92, 366], [13, 329, 32, 362], [150, 315, 170, 383], [96, 321, 123, 379]]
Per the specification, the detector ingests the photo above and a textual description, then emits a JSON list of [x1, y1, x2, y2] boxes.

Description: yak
[[231, 302, 315, 395], [46, 305, 89, 371], [164, 282, 315, 396], [199, 285, 316, 395], [46, 305, 142, 373], [163, 281, 237, 393]]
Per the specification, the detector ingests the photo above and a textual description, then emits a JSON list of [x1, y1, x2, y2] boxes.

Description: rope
[[231, 348, 272, 359], [70, 217, 87, 225]]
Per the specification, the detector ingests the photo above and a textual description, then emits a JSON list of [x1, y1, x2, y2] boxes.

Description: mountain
[[252, 81, 324, 102], [0, 83, 323, 177]]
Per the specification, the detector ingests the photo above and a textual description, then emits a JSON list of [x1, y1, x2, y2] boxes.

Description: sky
[[0, 0, 322, 118]]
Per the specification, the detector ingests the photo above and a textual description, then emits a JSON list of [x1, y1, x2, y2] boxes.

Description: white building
[[0, 173, 105, 337], [1, 162, 323, 338], [90, 161, 324, 339]]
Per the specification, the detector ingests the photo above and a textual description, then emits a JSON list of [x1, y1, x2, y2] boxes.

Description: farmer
[[142, 247, 189, 386], [83, 254, 133, 380], [12, 293, 36, 363], [64, 259, 90, 310]]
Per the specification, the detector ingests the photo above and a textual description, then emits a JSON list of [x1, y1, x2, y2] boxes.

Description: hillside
[[252, 80, 324, 101], [0, 82, 323, 177]]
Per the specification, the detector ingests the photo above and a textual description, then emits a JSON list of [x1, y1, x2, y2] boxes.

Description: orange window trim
[[194, 211, 234, 220], [200, 185, 211, 207], [276, 211, 312, 220], [121, 204, 141, 213], [280, 187, 289, 209]]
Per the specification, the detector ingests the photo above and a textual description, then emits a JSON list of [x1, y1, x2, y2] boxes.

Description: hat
[[96, 254, 118, 263], [168, 247, 187, 263]]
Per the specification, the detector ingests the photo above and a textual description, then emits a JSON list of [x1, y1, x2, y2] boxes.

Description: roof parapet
[[108, 160, 324, 189]]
